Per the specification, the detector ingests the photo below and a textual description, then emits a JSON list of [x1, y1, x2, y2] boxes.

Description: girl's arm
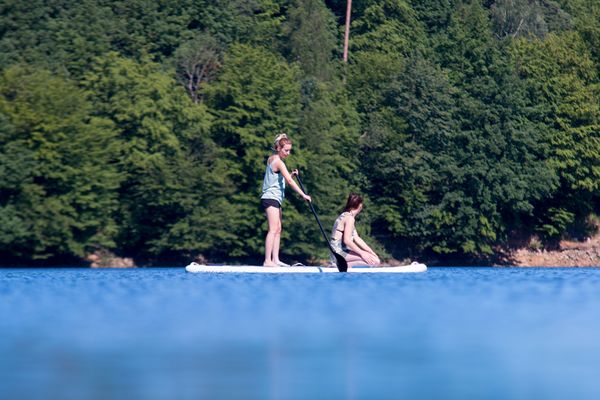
[[342, 216, 363, 254], [344, 219, 379, 265], [273, 159, 311, 202], [354, 235, 378, 257]]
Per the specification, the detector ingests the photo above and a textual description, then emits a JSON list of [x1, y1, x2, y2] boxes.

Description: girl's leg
[[345, 251, 375, 267], [264, 206, 281, 266], [272, 208, 283, 264]]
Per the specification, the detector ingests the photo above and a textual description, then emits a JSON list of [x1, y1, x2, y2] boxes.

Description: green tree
[[83, 52, 226, 260], [196, 0, 285, 48], [408, 0, 457, 35], [350, 0, 426, 56], [0, 111, 33, 258], [361, 3, 557, 259], [510, 32, 600, 238], [555, 0, 600, 69], [0, 0, 123, 76], [347, 0, 427, 116], [431, 3, 558, 255], [283, 0, 339, 81], [1, 0, 269, 77], [0, 65, 120, 260]]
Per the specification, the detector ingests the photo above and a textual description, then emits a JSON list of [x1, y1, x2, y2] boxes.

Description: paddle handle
[[295, 176, 331, 249], [295, 174, 348, 272]]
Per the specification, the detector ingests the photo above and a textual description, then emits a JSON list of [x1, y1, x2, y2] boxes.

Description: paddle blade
[[333, 252, 348, 272]]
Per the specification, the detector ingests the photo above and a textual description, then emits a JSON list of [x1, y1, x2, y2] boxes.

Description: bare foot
[[263, 262, 278, 267], [274, 260, 291, 267]]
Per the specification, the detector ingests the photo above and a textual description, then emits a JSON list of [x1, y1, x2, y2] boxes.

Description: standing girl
[[261, 134, 311, 267], [330, 193, 380, 268]]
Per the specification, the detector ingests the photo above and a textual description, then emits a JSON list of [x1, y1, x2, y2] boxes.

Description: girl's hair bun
[[273, 133, 289, 151]]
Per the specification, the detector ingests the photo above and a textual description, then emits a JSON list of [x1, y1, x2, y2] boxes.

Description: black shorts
[[261, 199, 281, 210]]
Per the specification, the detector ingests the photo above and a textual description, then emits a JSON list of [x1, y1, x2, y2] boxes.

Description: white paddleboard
[[185, 262, 427, 273]]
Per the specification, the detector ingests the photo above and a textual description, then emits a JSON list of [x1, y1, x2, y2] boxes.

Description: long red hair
[[343, 193, 363, 212]]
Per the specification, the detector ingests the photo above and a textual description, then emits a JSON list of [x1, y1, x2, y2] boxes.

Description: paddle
[[295, 173, 348, 272]]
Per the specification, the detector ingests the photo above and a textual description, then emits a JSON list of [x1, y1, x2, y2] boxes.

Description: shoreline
[[512, 241, 600, 267], [3, 240, 600, 268]]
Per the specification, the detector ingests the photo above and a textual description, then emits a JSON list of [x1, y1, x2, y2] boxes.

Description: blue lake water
[[1, 267, 600, 399]]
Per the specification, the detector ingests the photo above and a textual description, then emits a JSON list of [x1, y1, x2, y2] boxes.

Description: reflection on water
[[1, 267, 600, 399]]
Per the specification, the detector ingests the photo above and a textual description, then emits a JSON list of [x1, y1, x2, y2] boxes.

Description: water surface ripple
[[1, 267, 599, 399]]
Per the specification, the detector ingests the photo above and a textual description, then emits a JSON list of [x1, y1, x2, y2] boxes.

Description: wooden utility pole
[[343, 0, 352, 63]]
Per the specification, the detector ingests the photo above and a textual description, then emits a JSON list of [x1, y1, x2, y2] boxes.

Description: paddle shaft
[[295, 174, 348, 272]]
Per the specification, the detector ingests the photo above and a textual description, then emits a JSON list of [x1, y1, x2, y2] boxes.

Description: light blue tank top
[[261, 161, 285, 204]]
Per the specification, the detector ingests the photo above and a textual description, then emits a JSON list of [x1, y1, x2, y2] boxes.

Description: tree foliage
[[283, 0, 339, 81], [510, 32, 600, 237], [0, 65, 120, 259], [1, 0, 599, 264], [83, 53, 224, 259]]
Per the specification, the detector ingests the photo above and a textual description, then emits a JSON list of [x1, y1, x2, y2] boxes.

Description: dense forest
[[1, 0, 599, 265]]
